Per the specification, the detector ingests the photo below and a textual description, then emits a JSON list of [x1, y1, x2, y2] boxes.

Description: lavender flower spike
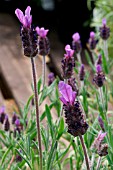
[[72, 32, 80, 42], [15, 6, 32, 28], [88, 31, 97, 50], [58, 81, 76, 105]]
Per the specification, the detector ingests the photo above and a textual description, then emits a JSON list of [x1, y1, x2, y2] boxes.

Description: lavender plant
[[1, 6, 113, 170]]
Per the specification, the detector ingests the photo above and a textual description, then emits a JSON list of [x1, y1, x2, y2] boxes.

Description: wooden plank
[[0, 90, 4, 106]]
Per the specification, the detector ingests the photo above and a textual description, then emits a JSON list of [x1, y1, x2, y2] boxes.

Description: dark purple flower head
[[12, 112, 18, 124], [15, 6, 32, 28], [93, 64, 105, 87], [36, 27, 49, 38], [98, 116, 105, 131], [48, 72, 55, 86], [58, 81, 76, 106], [99, 18, 110, 40], [79, 64, 85, 81], [64, 45, 74, 58], [72, 32, 82, 53], [4, 114, 10, 131]]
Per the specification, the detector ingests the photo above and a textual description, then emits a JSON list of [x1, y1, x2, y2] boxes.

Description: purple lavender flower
[[61, 45, 75, 79], [0, 106, 6, 124], [4, 115, 10, 131], [36, 26, 50, 56], [79, 64, 85, 81], [88, 31, 97, 50], [48, 72, 55, 86], [93, 64, 105, 87], [58, 81, 88, 137], [92, 131, 108, 156], [99, 18, 110, 40], [15, 6, 32, 28], [72, 32, 82, 53], [15, 6, 38, 57]]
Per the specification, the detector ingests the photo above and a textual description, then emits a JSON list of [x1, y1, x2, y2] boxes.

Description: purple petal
[[23, 16, 28, 28], [72, 92, 76, 104], [25, 6, 31, 18], [96, 64, 102, 73], [72, 32, 80, 42], [59, 96, 68, 105], [15, 9, 24, 24], [0, 106, 5, 114], [90, 32, 95, 38], [36, 27, 49, 37], [97, 131, 107, 141], [102, 18, 106, 25], [58, 81, 76, 104], [28, 16, 32, 27]]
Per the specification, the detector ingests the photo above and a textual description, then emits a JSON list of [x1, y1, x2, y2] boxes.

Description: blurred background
[[0, 0, 100, 112]]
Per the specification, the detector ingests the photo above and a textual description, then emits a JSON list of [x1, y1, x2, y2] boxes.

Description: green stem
[[31, 57, 42, 170], [96, 156, 101, 170], [103, 40, 108, 61], [79, 135, 90, 170], [42, 55, 46, 89]]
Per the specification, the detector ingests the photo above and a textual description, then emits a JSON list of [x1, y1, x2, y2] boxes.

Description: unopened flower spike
[[93, 64, 105, 87], [15, 6, 38, 57], [48, 72, 55, 86], [72, 32, 82, 65], [99, 18, 110, 40], [79, 64, 85, 81], [92, 131, 108, 157], [95, 54, 102, 66], [99, 18, 110, 61], [4, 115, 10, 131], [0, 106, 6, 124], [72, 32, 82, 54], [61, 44, 75, 79], [98, 116, 105, 131]]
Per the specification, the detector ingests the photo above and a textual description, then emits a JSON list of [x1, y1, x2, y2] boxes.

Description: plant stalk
[[31, 57, 42, 170], [96, 156, 101, 170], [7, 155, 15, 170], [79, 135, 90, 170], [103, 40, 108, 61], [42, 55, 46, 89], [90, 153, 95, 170]]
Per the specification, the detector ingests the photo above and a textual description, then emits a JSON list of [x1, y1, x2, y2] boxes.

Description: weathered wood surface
[[0, 14, 50, 113]]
